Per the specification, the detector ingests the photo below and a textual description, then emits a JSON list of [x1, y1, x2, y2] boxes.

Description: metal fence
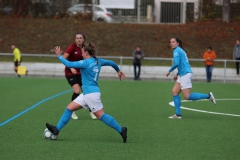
[[0, 0, 239, 23], [1, 53, 240, 83]]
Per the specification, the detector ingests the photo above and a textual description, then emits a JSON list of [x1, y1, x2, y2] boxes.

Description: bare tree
[[11, 0, 30, 18], [222, 0, 230, 22]]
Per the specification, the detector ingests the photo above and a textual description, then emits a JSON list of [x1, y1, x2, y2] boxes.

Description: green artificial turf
[[0, 77, 239, 160]]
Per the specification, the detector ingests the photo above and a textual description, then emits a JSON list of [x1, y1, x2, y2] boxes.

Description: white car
[[67, 4, 113, 23]]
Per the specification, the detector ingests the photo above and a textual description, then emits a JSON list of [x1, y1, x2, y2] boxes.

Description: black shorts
[[14, 59, 22, 67], [66, 75, 82, 87]]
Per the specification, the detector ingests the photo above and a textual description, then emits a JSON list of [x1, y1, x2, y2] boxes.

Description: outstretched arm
[[99, 58, 126, 80]]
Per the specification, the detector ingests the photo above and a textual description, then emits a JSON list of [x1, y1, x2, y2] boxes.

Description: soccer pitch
[[0, 77, 240, 160]]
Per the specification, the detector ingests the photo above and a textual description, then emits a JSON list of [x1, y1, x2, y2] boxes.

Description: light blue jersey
[[58, 56, 120, 95], [168, 46, 192, 76]]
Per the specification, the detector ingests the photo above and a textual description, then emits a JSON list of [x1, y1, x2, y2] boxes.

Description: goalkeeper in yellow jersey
[[11, 45, 28, 77]]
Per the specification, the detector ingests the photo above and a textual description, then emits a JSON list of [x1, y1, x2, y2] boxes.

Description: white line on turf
[[168, 99, 240, 117], [0, 89, 72, 127]]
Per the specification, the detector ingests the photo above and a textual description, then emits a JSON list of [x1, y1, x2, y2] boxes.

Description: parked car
[[67, 4, 113, 23]]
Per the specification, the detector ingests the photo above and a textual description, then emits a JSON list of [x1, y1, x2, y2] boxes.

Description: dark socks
[[71, 92, 79, 101]]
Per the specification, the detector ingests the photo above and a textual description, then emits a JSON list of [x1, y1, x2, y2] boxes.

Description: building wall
[[154, 0, 200, 23]]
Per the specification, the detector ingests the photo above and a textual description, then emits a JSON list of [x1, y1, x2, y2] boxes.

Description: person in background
[[132, 46, 144, 80], [166, 37, 216, 119], [11, 44, 28, 77], [233, 40, 240, 75], [63, 33, 97, 120], [46, 43, 127, 143], [203, 47, 216, 82]]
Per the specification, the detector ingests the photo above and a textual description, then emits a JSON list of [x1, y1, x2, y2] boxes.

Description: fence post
[[182, 0, 186, 24], [224, 60, 227, 84], [147, 5, 152, 23], [92, 0, 96, 22], [120, 56, 123, 70], [137, 0, 141, 23]]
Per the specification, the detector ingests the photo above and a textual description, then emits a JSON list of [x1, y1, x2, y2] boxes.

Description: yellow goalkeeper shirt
[[13, 48, 21, 61]]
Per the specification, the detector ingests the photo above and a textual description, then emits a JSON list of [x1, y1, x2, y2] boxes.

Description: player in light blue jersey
[[46, 43, 127, 143], [166, 37, 216, 119]]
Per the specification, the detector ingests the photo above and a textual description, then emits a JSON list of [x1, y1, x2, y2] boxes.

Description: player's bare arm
[[118, 71, 125, 81], [166, 72, 170, 77], [54, 46, 62, 56]]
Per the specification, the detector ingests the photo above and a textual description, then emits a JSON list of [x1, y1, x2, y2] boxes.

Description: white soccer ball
[[43, 128, 58, 140]]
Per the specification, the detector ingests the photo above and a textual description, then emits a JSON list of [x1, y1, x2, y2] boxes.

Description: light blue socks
[[100, 113, 122, 133], [189, 92, 210, 100], [56, 108, 72, 131], [173, 93, 210, 116], [55, 109, 122, 134], [173, 95, 181, 115]]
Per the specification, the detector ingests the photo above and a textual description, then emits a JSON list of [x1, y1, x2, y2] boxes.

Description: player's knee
[[183, 94, 190, 100], [172, 90, 178, 96], [73, 88, 81, 94]]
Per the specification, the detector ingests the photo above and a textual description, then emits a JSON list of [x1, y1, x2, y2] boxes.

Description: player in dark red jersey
[[63, 33, 97, 120]]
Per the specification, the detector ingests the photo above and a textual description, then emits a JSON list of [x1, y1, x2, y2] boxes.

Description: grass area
[[0, 77, 240, 159]]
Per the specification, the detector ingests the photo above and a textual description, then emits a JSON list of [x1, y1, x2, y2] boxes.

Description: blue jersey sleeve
[[169, 51, 180, 72], [99, 58, 120, 72], [58, 56, 87, 68]]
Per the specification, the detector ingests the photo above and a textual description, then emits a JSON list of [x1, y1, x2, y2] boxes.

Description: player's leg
[[46, 94, 85, 135], [94, 109, 121, 132], [85, 93, 127, 143], [96, 109, 127, 143], [187, 91, 216, 104], [57, 101, 83, 130], [169, 81, 182, 118], [46, 101, 83, 135], [181, 73, 216, 104], [77, 75, 97, 119], [71, 83, 81, 119], [66, 75, 81, 119], [95, 109, 127, 143]]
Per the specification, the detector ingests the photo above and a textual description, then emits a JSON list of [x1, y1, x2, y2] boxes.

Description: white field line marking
[[168, 99, 240, 117]]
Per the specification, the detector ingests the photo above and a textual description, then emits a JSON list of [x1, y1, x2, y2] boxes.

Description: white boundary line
[[168, 99, 240, 117]]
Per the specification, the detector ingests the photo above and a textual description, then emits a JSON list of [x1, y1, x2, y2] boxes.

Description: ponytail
[[83, 42, 98, 63], [174, 37, 188, 53]]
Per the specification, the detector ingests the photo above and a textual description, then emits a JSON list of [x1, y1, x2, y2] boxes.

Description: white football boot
[[209, 92, 216, 105], [90, 112, 97, 120], [168, 114, 182, 119], [71, 111, 78, 120]]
